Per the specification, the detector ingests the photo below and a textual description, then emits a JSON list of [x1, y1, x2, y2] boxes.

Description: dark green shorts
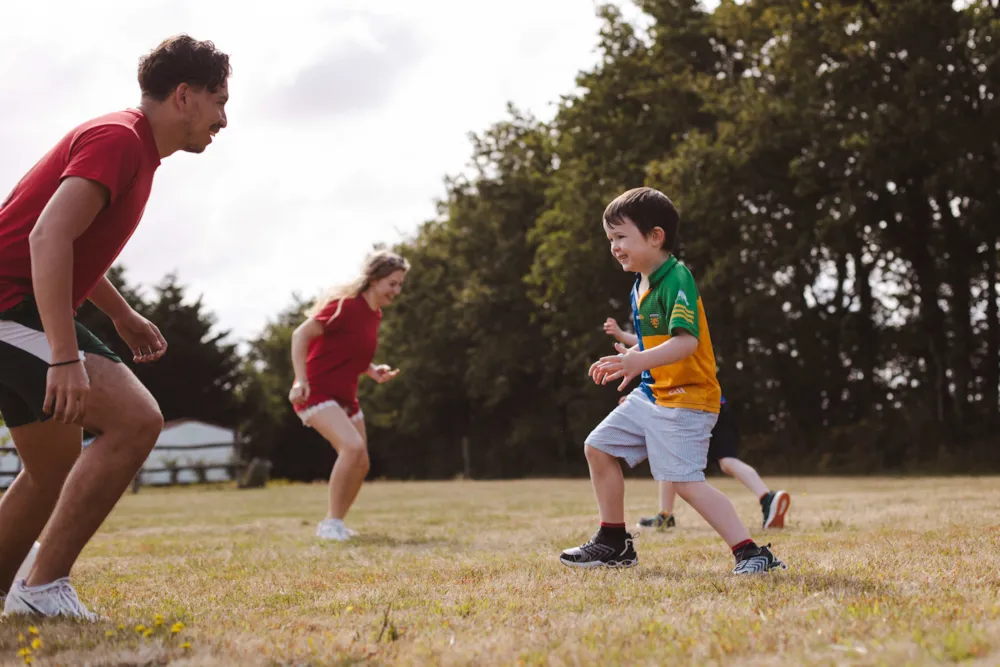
[[0, 298, 121, 428]]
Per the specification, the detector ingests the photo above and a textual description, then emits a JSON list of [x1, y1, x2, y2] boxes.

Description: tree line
[[6, 0, 998, 479]]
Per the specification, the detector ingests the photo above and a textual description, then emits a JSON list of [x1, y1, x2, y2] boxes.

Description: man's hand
[[366, 364, 400, 384], [113, 309, 167, 363], [43, 360, 90, 424], [590, 342, 645, 391], [289, 381, 310, 406]]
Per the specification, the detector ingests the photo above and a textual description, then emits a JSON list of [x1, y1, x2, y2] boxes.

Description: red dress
[[296, 295, 381, 418]]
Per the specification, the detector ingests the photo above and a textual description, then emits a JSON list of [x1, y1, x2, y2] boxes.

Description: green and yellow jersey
[[629, 256, 721, 413]]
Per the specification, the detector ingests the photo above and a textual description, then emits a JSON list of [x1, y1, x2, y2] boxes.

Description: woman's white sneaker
[[316, 519, 351, 541]]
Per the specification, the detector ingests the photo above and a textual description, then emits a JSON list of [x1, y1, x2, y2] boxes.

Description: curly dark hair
[[137, 34, 231, 101]]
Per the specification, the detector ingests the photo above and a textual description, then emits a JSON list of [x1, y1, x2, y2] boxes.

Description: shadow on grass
[[327, 534, 457, 548], [616, 565, 895, 595]]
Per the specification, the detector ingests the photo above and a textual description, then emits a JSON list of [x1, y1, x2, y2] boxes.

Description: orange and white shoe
[[761, 490, 791, 529]]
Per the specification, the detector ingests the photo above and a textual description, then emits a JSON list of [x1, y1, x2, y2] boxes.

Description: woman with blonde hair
[[289, 250, 409, 540]]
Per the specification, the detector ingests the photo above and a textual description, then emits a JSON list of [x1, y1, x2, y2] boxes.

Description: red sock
[[731, 539, 755, 554], [600, 522, 626, 529]]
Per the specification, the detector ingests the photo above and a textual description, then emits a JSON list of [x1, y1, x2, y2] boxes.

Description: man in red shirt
[[0, 35, 231, 619]]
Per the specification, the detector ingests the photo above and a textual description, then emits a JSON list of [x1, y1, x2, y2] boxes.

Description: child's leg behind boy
[[637, 481, 677, 529], [709, 402, 791, 529]]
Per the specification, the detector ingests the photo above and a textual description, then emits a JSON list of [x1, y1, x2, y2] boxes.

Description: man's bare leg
[[0, 420, 82, 593], [26, 354, 162, 586]]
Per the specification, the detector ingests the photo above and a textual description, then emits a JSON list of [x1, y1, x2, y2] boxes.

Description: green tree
[[361, 108, 560, 477], [77, 268, 247, 429], [245, 0, 1000, 478]]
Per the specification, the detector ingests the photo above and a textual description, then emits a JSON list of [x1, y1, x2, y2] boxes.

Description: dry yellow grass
[[1, 476, 999, 666]]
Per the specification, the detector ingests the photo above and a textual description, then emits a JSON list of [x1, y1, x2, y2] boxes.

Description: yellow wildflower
[[30, 638, 41, 650], [143, 628, 153, 638], [16, 648, 30, 657], [135, 624, 146, 633], [171, 621, 185, 634], [105, 630, 115, 637], [180, 642, 192, 649], [17, 633, 25, 643], [154, 614, 164, 627], [28, 627, 38, 635]]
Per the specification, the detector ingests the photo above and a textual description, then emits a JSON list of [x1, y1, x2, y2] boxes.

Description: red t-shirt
[[300, 295, 382, 414], [0, 109, 162, 312]]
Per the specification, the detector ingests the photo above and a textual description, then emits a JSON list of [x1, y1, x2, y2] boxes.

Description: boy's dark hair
[[138, 35, 231, 101], [603, 187, 680, 252]]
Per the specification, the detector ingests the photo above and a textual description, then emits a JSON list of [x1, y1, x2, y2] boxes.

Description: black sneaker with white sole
[[560, 531, 638, 569], [731, 543, 787, 575]]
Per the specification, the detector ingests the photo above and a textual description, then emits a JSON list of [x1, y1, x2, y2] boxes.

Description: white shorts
[[585, 388, 718, 482], [297, 400, 365, 427]]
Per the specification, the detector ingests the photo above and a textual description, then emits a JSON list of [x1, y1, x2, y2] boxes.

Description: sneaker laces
[[573, 531, 612, 555], [53, 580, 96, 620], [591, 531, 637, 555]]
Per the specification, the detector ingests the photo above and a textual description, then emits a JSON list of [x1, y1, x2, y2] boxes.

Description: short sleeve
[[664, 268, 700, 339], [312, 297, 347, 330], [62, 125, 143, 205]]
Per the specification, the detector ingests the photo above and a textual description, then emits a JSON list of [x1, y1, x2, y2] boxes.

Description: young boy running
[[604, 318, 790, 531], [559, 187, 786, 574]]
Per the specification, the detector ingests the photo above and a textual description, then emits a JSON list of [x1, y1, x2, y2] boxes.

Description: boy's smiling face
[[603, 215, 668, 275]]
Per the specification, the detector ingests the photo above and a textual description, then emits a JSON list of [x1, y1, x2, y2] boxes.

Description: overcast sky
[[0, 0, 715, 343]]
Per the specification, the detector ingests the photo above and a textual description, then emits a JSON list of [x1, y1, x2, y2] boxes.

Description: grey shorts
[[585, 388, 719, 482]]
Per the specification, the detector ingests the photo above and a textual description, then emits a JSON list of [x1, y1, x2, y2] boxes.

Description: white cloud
[[262, 12, 425, 119], [1, 0, 688, 342]]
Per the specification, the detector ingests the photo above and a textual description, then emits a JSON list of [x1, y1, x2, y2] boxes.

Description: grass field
[[0, 476, 999, 666]]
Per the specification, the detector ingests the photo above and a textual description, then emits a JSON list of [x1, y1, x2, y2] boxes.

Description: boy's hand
[[602, 318, 623, 338], [589, 358, 611, 385], [593, 342, 645, 391]]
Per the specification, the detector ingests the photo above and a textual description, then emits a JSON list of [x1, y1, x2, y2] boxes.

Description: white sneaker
[[4, 577, 98, 621], [316, 519, 350, 541]]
